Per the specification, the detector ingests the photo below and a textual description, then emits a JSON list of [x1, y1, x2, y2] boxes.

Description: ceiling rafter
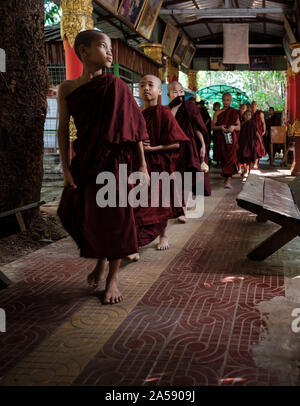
[[175, 16, 284, 28], [193, 31, 283, 43]]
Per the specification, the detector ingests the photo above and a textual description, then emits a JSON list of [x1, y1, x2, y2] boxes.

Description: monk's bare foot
[[224, 179, 232, 189], [157, 236, 169, 250], [243, 172, 249, 180], [87, 261, 108, 288], [104, 280, 123, 304], [177, 215, 186, 223], [126, 253, 140, 261]]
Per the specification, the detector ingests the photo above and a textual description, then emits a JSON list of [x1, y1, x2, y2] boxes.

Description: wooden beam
[[263, 0, 266, 35], [176, 16, 284, 28], [248, 227, 298, 261], [160, 8, 287, 16], [193, 31, 283, 43], [161, 5, 193, 41], [164, 0, 192, 5], [284, 15, 296, 43]]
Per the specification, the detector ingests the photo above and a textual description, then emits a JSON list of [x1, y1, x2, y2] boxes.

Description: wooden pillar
[[290, 43, 300, 176], [60, 0, 94, 163], [188, 69, 198, 92], [289, 73, 296, 125]]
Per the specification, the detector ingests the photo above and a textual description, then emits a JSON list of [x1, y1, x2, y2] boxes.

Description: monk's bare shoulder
[[214, 109, 223, 118], [58, 80, 78, 99]]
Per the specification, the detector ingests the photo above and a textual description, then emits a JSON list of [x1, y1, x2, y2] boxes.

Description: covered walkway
[[0, 166, 299, 386]]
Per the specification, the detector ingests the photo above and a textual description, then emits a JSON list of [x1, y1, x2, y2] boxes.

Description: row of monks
[[194, 98, 282, 187], [56, 29, 279, 304]]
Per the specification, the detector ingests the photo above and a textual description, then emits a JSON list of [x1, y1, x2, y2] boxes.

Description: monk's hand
[[228, 125, 235, 132], [200, 147, 206, 160], [143, 139, 150, 148], [139, 166, 150, 187], [220, 125, 227, 132], [143, 140, 153, 152], [64, 168, 77, 189]]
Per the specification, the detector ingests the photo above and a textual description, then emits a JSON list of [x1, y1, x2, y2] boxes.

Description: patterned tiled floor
[[0, 169, 300, 386]]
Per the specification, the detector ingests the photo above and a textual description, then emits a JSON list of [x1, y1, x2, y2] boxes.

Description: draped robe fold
[[238, 120, 258, 165], [172, 100, 211, 196], [215, 107, 240, 177], [134, 104, 190, 246], [57, 73, 148, 260], [252, 110, 266, 158]]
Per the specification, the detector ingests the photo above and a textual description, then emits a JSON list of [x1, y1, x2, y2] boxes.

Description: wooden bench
[[0, 271, 11, 290], [0, 200, 45, 232], [236, 174, 300, 261], [0, 200, 45, 289]]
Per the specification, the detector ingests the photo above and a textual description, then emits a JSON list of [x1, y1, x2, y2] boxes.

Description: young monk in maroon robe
[[57, 30, 149, 304], [238, 110, 265, 179], [237, 104, 247, 174], [212, 93, 240, 189], [212, 102, 221, 165], [167, 81, 211, 223], [128, 75, 189, 260], [251, 101, 266, 169]]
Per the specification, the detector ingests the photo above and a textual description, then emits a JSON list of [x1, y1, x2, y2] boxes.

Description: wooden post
[[290, 43, 300, 176], [248, 227, 297, 261], [60, 0, 94, 164]]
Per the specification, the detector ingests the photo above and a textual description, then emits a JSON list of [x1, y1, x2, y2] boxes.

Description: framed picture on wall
[[181, 42, 196, 68], [95, 0, 119, 14], [136, 0, 163, 40], [172, 35, 189, 65], [118, 0, 147, 29], [161, 21, 179, 57]]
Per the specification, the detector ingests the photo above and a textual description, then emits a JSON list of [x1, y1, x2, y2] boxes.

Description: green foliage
[[196, 70, 286, 111], [44, 0, 61, 26]]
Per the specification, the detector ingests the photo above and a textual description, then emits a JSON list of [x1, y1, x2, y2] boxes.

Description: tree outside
[[44, 0, 61, 26], [196, 70, 286, 112], [0, 0, 49, 225]]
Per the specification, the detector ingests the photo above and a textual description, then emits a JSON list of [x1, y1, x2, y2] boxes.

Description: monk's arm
[[136, 141, 147, 168], [57, 83, 76, 188], [256, 131, 265, 151], [228, 117, 241, 133], [57, 83, 70, 171], [261, 113, 266, 135], [211, 112, 225, 131], [144, 143, 180, 152], [193, 125, 206, 159]]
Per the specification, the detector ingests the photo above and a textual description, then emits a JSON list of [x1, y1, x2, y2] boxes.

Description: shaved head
[[167, 81, 183, 92], [74, 29, 108, 61], [141, 75, 162, 89], [222, 93, 232, 99]]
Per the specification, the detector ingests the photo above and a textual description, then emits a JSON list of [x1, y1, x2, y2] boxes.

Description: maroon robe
[[173, 99, 211, 196], [238, 120, 258, 165], [57, 73, 148, 260], [215, 107, 240, 177], [199, 106, 212, 141], [252, 110, 266, 158], [134, 104, 190, 246]]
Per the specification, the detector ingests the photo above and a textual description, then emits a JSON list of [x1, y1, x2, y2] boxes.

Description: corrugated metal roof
[[50, 0, 294, 52], [161, 0, 291, 42]]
